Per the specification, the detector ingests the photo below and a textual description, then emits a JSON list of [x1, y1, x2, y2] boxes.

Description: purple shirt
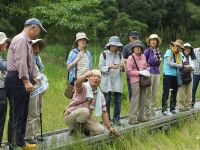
[[144, 47, 162, 74]]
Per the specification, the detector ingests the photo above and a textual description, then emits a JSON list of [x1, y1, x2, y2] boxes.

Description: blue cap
[[25, 18, 47, 33], [129, 31, 140, 38]]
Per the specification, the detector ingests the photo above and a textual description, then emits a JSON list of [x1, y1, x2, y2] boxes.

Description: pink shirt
[[127, 53, 148, 84], [66, 82, 107, 114], [7, 32, 39, 80]]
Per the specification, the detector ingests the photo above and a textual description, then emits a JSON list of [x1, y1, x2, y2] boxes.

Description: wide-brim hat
[[25, 18, 47, 33], [183, 43, 193, 50], [0, 32, 11, 45], [183, 43, 196, 60], [31, 39, 45, 50], [75, 32, 89, 42], [171, 39, 184, 50], [106, 36, 123, 47], [131, 40, 145, 51], [146, 34, 161, 46]]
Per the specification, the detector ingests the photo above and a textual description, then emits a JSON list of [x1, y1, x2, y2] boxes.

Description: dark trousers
[[5, 75, 30, 149], [0, 88, 7, 145], [192, 74, 200, 107], [126, 75, 132, 101], [162, 75, 178, 112], [103, 92, 122, 122]]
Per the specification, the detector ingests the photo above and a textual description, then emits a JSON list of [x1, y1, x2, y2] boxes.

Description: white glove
[[139, 70, 150, 77]]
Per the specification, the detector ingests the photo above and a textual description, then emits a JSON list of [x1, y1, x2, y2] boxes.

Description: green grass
[[2, 44, 200, 149]]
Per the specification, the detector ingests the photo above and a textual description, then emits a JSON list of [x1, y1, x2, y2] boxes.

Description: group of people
[[0, 17, 200, 149], [65, 31, 200, 135], [0, 18, 47, 150]]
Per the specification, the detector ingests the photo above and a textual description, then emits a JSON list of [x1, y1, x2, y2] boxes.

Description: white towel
[[85, 82, 102, 116]]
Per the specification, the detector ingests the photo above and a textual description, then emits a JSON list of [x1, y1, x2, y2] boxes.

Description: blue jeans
[[192, 74, 200, 106], [103, 92, 122, 122], [0, 88, 7, 145]]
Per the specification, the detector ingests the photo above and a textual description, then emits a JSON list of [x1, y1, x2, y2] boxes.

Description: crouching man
[[64, 69, 117, 136]]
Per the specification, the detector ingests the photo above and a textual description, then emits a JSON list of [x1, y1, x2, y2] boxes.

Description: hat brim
[[32, 39, 45, 50], [146, 37, 161, 46], [0, 38, 10, 45], [130, 35, 139, 38], [75, 37, 89, 43], [171, 41, 185, 50], [106, 42, 123, 47], [40, 25, 47, 33], [131, 44, 144, 51]]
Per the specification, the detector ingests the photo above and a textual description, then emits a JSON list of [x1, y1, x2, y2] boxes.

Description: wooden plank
[[1, 102, 200, 150]]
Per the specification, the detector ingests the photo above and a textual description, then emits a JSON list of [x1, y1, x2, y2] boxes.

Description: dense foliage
[[1, 0, 200, 49]]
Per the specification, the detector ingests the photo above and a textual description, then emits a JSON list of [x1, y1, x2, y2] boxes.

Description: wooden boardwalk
[[1, 102, 200, 150]]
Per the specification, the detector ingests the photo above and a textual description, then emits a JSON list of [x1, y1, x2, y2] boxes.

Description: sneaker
[[170, 110, 177, 114], [162, 111, 168, 116], [21, 143, 37, 150], [113, 120, 122, 126], [167, 111, 173, 116], [26, 136, 41, 144], [128, 119, 138, 125]]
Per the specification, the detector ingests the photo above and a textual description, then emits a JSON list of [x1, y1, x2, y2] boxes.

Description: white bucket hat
[[146, 34, 161, 46], [75, 32, 89, 42], [31, 39, 45, 50], [0, 32, 10, 45]]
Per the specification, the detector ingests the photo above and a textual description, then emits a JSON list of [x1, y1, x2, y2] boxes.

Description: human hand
[[85, 70, 93, 78], [77, 51, 84, 59], [109, 127, 120, 136], [109, 64, 119, 69], [23, 80, 34, 92]]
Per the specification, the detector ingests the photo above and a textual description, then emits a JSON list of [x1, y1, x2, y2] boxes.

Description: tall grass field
[[3, 44, 200, 149]]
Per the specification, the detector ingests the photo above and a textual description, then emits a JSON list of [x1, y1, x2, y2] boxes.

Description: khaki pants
[[64, 108, 104, 135], [178, 81, 192, 110], [25, 93, 43, 139], [129, 82, 148, 122], [145, 74, 160, 117]]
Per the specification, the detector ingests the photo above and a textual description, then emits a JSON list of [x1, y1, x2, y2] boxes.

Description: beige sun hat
[[0, 32, 11, 45], [146, 34, 161, 46], [75, 32, 89, 42], [171, 39, 184, 50]]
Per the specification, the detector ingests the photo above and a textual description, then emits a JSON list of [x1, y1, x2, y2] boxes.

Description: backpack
[[102, 50, 122, 60]]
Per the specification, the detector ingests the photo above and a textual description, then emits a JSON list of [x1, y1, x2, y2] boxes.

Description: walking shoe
[[21, 143, 37, 150], [128, 119, 138, 125], [162, 111, 168, 116], [170, 110, 177, 114], [113, 120, 122, 126], [25, 137, 40, 144]]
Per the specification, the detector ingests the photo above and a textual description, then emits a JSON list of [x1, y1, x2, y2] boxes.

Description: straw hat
[[171, 39, 184, 50], [75, 32, 89, 42], [146, 34, 161, 46]]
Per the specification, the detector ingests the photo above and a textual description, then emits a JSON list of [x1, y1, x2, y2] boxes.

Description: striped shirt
[[77, 53, 89, 77], [7, 32, 39, 80], [193, 48, 200, 75]]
